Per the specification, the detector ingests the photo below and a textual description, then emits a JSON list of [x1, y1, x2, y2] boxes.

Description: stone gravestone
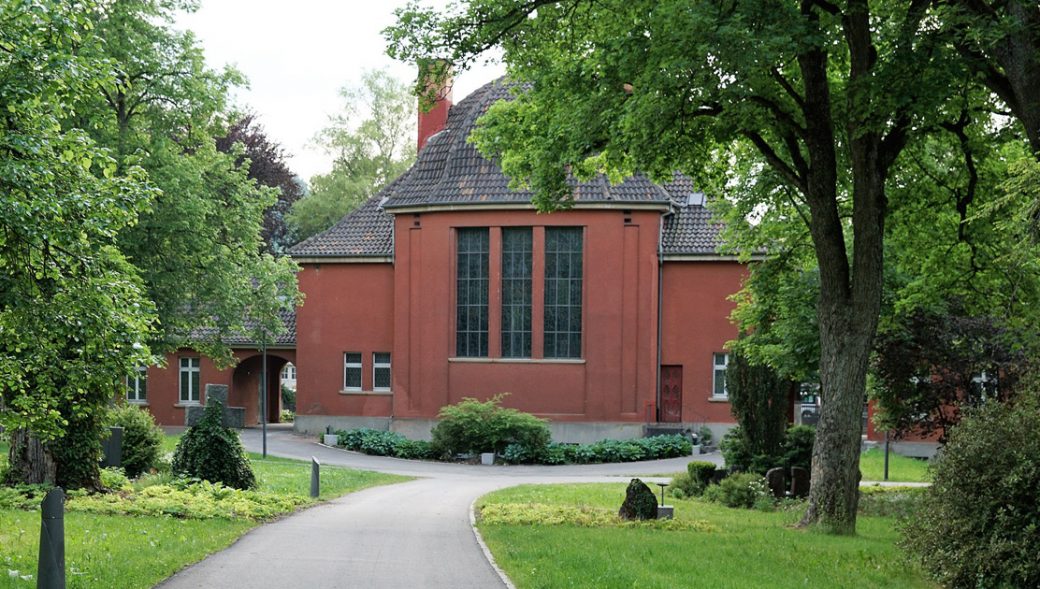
[[618, 478, 658, 520], [765, 467, 787, 499], [185, 384, 245, 428], [790, 466, 811, 499]]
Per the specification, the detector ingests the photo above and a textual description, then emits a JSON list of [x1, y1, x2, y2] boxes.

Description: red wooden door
[[660, 365, 683, 422]]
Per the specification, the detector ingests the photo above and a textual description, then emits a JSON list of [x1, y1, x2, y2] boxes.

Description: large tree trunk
[[5, 429, 57, 485]]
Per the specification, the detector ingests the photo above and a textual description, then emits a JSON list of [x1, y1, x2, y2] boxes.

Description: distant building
[[135, 76, 748, 442]]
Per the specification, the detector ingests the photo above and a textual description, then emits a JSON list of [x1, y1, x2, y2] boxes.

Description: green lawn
[[476, 483, 935, 589], [0, 433, 408, 589], [859, 448, 931, 482]]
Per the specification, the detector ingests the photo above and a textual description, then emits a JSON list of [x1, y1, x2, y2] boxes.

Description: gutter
[[655, 211, 668, 425]]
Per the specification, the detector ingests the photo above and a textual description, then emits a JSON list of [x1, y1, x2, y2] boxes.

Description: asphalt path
[[157, 426, 723, 589]]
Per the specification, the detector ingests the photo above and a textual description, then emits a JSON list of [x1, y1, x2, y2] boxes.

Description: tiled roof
[[289, 78, 726, 259], [189, 307, 297, 347], [661, 202, 725, 255], [382, 79, 674, 209], [288, 193, 394, 258]]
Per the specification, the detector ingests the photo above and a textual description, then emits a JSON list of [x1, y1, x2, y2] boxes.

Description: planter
[[691, 444, 702, 456], [480, 452, 496, 465], [323, 434, 339, 446]]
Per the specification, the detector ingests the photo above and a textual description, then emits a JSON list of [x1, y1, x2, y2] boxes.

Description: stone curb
[[469, 497, 516, 589]]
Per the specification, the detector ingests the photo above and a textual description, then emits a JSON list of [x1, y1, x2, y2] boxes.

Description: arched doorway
[[231, 352, 293, 425]]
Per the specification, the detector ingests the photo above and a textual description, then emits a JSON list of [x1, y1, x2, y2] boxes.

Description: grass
[[0, 433, 408, 588], [858, 448, 931, 482], [476, 483, 935, 589]]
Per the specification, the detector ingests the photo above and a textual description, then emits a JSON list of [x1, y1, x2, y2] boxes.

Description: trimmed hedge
[[333, 428, 691, 465]]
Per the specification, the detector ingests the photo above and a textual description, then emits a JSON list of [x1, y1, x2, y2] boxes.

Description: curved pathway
[[158, 427, 722, 588]]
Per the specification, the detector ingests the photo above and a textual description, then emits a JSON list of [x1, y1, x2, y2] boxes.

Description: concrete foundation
[[294, 415, 392, 436]]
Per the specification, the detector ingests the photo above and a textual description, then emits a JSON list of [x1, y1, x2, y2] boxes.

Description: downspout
[[655, 212, 667, 425]]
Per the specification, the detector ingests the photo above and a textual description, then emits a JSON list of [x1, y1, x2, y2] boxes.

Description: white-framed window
[[712, 352, 729, 399], [344, 352, 362, 391], [373, 352, 391, 391], [127, 366, 148, 402], [281, 363, 296, 381], [179, 357, 200, 404]]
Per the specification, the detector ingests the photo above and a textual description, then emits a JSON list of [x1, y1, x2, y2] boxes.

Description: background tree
[[216, 113, 304, 254], [0, 0, 155, 488], [288, 69, 415, 241], [725, 349, 798, 473], [75, 0, 300, 364], [387, 0, 969, 533]]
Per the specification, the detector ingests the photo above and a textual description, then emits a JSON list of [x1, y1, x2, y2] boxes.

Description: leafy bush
[[280, 384, 296, 411], [636, 434, 693, 458], [106, 403, 164, 478], [722, 425, 816, 474], [669, 471, 700, 498], [697, 426, 714, 446], [780, 425, 815, 471], [172, 400, 257, 490], [902, 392, 1040, 588], [720, 426, 756, 471], [279, 409, 295, 423], [430, 395, 551, 456], [687, 461, 717, 487], [100, 467, 131, 491], [335, 428, 435, 460], [703, 472, 770, 509]]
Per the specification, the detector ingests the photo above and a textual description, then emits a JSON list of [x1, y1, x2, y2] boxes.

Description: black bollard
[[310, 457, 320, 498], [37, 487, 65, 589]]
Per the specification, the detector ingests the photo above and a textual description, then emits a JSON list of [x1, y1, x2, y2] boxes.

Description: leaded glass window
[[501, 227, 532, 358], [344, 353, 362, 390], [456, 228, 489, 357], [373, 352, 391, 391], [544, 227, 583, 358]]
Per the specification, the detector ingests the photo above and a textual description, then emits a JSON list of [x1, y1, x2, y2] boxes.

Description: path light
[[654, 482, 673, 520]]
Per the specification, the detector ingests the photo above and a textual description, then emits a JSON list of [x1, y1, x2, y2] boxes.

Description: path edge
[[469, 497, 517, 589]]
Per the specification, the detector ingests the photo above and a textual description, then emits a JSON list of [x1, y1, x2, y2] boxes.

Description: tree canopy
[[386, 0, 1040, 533], [288, 69, 415, 242]]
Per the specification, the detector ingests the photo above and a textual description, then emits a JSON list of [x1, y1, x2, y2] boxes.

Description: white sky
[[177, 1, 504, 183]]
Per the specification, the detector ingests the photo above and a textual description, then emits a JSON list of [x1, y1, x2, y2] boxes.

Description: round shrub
[[902, 392, 1040, 588], [687, 461, 717, 488], [669, 471, 702, 498], [704, 472, 770, 509], [172, 400, 256, 490], [107, 403, 164, 478], [430, 395, 551, 456]]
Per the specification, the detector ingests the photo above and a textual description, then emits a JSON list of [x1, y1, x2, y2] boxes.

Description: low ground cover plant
[[336, 428, 436, 460]]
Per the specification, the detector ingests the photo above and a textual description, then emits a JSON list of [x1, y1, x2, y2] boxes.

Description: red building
[[136, 79, 748, 443]]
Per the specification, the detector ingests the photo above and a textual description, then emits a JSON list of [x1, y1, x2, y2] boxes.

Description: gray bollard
[[37, 487, 65, 589], [310, 457, 320, 498]]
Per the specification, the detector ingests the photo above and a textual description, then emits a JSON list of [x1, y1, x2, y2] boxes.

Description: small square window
[[344, 353, 362, 391]]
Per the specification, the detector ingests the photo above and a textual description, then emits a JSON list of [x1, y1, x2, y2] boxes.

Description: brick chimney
[[417, 61, 453, 152]]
